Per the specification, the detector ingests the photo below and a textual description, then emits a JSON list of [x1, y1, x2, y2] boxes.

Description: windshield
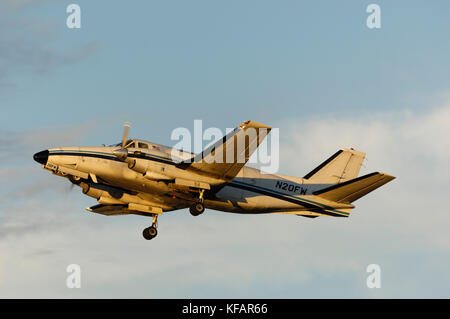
[[108, 139, 134, 147], [138, 142, 149, 149]]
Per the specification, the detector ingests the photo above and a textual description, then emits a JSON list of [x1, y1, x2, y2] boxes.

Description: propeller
[[113, 122, 131, 161], [122, 122, 131, 148], [65, 182, 76, 194]]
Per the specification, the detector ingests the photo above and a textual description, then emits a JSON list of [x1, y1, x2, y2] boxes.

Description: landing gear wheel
[[68, 175, 82, 185], [190, 202, 205, 216], [142, 226, 158, 240]]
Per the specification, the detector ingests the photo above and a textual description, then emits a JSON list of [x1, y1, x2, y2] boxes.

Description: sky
[[1, 0, 450, 298]]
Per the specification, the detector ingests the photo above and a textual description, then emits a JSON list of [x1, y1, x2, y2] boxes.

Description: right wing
[[177, 121, 271, 182]]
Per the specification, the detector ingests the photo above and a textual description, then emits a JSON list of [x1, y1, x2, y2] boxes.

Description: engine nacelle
[[80, 182, 166, 209], [81, 182, 103, 199], [81, 183, 124, 202], [143, 171, 171, 180], [128, 159, 172, 180], [127, 158, 148, 174]]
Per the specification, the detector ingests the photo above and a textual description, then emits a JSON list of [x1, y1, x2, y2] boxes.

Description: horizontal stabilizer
[[313, 172, 395, 203], [276, 208, 352, 218]]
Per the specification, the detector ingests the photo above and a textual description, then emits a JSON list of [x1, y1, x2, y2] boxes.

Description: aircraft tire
[[68, 175, 82, 185], [189, 202, 205, 216], [142, 226, 157, 240]]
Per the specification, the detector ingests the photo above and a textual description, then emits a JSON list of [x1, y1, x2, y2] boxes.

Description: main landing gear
[[189, 189, 205, 216], [142, 214, 158, 240]]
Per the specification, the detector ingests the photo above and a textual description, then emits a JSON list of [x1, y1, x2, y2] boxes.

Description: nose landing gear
[[142, 214, 158, 240]]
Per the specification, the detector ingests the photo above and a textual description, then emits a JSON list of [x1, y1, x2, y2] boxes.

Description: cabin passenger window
[[138, 142, 149, 149]]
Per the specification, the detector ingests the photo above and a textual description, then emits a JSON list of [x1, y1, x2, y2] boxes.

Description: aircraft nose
[[33, 150, 49, 165]]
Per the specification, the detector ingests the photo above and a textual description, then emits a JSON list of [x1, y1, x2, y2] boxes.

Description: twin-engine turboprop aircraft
[[33, 121, 395, 240]]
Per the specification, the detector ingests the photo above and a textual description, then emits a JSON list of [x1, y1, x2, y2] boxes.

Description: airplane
[[33, 121, 395, 240]]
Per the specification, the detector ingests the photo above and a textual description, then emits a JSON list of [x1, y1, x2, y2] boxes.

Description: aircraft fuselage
[[35, 145, 352, 218]]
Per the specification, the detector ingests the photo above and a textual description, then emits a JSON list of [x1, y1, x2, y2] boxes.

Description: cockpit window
[[108, 139, 134, 148], [138, 142, 149, 149], [109, 140, 153, 150], [109, 142, 121, 147], [124, 140, 135, 148]]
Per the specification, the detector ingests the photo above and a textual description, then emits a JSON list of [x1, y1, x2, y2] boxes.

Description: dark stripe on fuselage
[[49, 151, 176, 165], [227, 182, 346, 217]]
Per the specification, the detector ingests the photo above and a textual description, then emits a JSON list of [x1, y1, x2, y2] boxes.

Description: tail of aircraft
[[304, 148, 366, 184], [313, 172, 395, 204], [301, 149, 395, 218]]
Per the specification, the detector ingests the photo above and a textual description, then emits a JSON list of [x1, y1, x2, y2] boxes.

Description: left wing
[[177, 121, 271, 182]]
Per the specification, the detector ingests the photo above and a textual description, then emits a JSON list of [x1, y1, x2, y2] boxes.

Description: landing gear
[[189, 189, 205, 216], [142, 214, 158, 240], [142, 226, 157, 240], [190, 202, 205, 216], [68, 174, 82, 185]]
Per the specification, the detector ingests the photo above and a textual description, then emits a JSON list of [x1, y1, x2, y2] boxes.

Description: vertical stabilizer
[[304, 148, 366, 183]]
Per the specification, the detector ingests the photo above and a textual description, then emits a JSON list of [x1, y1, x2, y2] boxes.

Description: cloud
[[1, 105, 450, 298], [0, 122, 97, 204], [0, 1, 100, 88], [279, 105, 450, 181], [19, 122, 97, 149], [0, 121, 95, 158], [278, 103, 450, 240]]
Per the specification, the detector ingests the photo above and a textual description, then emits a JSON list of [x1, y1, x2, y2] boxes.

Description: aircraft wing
[[86, 204, 131, 216], [177, 121, 271, 182], [86, 201, 189, 216]]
